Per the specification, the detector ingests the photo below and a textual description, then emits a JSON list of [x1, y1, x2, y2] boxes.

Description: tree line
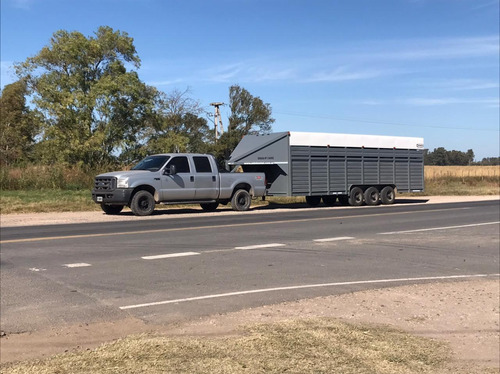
[[0, 26, 274, 168], [424, 148, 499, 166]]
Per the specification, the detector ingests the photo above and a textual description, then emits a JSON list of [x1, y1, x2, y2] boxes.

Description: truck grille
[[94, 177, 116, 191]]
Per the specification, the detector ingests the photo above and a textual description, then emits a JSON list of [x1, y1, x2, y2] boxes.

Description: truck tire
[[364, 187, 380, 206], [348, 187, 364, 206], [231, 189, 251, 211], [200, 202, 219, 212], [100, 204, 124, 215], [380, 186, 396, 205], [305, 196, 321, 207], [130, 190, 155, 216], [322, 196, 337, 206]]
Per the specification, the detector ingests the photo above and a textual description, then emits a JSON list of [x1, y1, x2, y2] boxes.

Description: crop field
[[425, 165, 499, 179]]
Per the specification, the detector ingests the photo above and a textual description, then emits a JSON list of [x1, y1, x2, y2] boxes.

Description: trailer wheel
[[380, 186, 396, 205], [101, 204, 124, 215], [305, 196, 321, 207], [348, 187, 364, 206], [200, 202, 219, 212], [231, 189, 251, 211], [364, 187, 380, 206], [130, 190, 155, 216], [322, 196, 337, 206]]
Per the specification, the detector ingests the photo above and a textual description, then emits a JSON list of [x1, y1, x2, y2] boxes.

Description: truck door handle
[[190, 176, 194, 182], [212, 176, 216, 182]]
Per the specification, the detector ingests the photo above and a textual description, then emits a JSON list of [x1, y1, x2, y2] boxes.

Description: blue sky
[[1, 0, 499, 159]]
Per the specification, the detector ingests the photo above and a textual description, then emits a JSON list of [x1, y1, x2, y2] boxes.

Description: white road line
[[234, 243, 286, 250], [314, 236, 355, 243], [141, 252, 200, 260], [63, 263, 91, 268], [119, 273, 500, 310], [379, 221, 500, 235]]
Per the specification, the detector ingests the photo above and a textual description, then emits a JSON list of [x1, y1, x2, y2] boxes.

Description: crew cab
[[91, 153, 266, 216]]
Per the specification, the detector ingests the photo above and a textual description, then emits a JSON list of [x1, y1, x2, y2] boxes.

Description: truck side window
[[169, 156, 190, 173], [193, 156, 212, 173]]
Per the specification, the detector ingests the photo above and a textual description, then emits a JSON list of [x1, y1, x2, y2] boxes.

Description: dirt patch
[[1, 279, 498, 371]]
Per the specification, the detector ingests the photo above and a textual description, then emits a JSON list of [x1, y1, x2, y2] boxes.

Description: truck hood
[[96, 170, 153, 179]]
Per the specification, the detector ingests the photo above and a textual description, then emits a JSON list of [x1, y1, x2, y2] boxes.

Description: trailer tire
[[364, 187, 380, 206], [380, 186, 396, 205], [200, 202, 219, 212], [101, 204, 124, 215], [305, 196, 321, 207], [231, 189, 251, 211], [130, 190, 155, 216], [322, 196, 337, 206], [348, 187, 364, 206]]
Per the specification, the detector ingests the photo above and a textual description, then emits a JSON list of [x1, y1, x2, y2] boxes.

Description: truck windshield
[[131, 155, 170, 171]]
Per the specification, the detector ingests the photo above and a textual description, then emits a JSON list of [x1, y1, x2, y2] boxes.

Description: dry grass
[[425, 165, 499, 179], [1, 318, 455, 374]]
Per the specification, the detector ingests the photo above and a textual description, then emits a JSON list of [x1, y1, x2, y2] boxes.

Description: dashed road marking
[[234, 243, 286, 250], [314, 236, 355, 243], [142, 252, 200, 260], [63, 263, 92, 268], [379, 221, 500, 235]]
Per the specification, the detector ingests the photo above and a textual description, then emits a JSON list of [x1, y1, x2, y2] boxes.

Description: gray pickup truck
[[91, 153, 266, 216]]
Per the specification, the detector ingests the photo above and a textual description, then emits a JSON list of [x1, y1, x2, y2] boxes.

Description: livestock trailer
[[227, 131, 424, 206]]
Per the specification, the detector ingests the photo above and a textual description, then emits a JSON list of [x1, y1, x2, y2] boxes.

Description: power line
[[275, 111, 499, 132]]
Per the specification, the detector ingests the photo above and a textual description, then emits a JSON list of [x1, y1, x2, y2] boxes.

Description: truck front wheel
[[231, 189, 251, 211], [130, 190, 155, 216], [101, 204, 124, 215]]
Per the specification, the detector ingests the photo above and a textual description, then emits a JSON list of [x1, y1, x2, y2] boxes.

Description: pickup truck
[[91, 153, 266, 216]]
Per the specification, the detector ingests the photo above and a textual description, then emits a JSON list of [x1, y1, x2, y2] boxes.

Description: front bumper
[[92, 188, 133, 205]]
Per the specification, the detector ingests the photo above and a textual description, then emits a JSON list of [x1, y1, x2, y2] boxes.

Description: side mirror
[[165, 164, 177, 175]]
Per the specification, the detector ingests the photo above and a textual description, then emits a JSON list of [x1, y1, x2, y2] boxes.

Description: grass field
[[2, 318, 456, 374]]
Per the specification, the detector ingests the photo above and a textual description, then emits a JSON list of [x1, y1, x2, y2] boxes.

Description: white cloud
[[404, 97, 499, 106]]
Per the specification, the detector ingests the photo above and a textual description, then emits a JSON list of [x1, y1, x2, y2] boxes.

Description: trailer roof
[[289, 132, 424, 149]]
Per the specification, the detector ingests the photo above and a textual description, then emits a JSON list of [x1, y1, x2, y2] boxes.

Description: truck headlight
[[117, 177, 129, 188]]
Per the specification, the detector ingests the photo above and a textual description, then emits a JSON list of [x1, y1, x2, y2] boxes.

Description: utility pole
[[210, 102, 224, 142]]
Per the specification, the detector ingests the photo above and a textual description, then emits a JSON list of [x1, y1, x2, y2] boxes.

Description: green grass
[[0, 189, 99, 214], [1, 318, 456, 374]]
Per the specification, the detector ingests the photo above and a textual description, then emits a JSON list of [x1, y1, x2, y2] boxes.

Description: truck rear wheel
[[130, 190, 155, 216], [380, 186, 396, 205], [305, 196, 321, 207], [348, 187, 364, 206], [101, 204, 124, 215], [364, 187, 380, 206], [231, 189, 251, 211], [200, 202, 219, 212]]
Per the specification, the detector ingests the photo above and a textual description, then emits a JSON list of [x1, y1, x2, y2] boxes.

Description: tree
[[14, 26, 157, 167], [425, 147, 475, 165], [228, 85, 274, 135], [215, 85, 275, 163], [123, 88, 212, 161], [0, 80, 41, 165]]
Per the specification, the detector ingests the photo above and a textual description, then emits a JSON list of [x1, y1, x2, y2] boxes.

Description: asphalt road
[[1, 200, 499, 334]]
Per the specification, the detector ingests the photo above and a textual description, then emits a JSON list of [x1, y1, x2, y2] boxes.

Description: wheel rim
[[139, 197, 150, 210]]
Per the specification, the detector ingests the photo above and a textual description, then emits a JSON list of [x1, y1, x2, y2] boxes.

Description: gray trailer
[[227, 131, 424, 206]]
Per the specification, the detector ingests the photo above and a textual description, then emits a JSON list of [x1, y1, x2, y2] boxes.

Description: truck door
[[161, 156, 196, 201], [193, 156, 218, 199]]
